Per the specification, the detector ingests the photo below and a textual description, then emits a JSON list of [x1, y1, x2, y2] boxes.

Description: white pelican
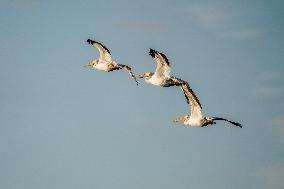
[[133, 48, 186, 87], [174, 82, 242, 128], [85, 39, 138, 85]]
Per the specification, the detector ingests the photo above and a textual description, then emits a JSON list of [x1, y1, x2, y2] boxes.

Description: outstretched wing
[[212, 117, 242, 128], [149, 48, 171, 78], [180, 81, 203, 119], [87, 39, 112, 63], [117, 64, 139, 86]]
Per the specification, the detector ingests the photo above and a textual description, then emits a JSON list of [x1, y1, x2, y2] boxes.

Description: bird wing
[[87, 39, 112, 63], [116, 64, 139, 86], [149, 48, 171, 78], [212, 117, 242, 128], [180, 81, 203, 119]]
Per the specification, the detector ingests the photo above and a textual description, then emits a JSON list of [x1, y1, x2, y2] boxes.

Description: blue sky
[[0, 0, 284, 188]]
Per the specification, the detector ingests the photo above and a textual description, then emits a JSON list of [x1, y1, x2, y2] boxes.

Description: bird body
[[91, 60, 110, 71], [95, 62, 109, 71], [145, 73, 169, 86], [89, 59, 119, 72], [185, 116, 204, 127]]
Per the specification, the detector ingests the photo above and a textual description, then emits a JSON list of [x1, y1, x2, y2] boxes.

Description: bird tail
[[212, 117, 242, 128]]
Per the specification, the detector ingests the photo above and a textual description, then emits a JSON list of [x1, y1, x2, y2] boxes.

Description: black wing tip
[[212, 117, 242, 128], [135, 79, 139, 86], [149, 48, 170, 65], [149, 48, 156, 57], [236, 123, 243, 128], [87, 39, 111, 54], [231, 121, 242, 128], [86, 38, 96, 45]]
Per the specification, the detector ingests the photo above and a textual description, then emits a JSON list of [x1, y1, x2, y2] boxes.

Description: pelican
[[85, 39, 138, 85], [133, 48, 186, 87], [174, 82, 242, 128]]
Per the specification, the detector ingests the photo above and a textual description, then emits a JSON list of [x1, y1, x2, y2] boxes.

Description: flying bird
[[133, 48, 186, 87], [85, 39, 138, 85], [174, 82, 242, 128]]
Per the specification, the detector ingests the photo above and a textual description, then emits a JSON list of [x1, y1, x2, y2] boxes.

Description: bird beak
[[133, 74, 144, 78], [84, 63, 90, 67], [174, 117, 185, 123]]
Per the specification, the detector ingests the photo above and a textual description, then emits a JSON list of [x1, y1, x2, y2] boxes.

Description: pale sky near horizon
[[1, 0, 284, 188]]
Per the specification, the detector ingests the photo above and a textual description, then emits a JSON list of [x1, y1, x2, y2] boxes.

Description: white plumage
[[174, 82, 242, 128], [134, 48, 185, 87], [85, 39, 138, 85]]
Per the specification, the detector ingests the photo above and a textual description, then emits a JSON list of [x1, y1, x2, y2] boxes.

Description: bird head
[[84, 60, 97, 67], [133, 72, 153, 80], [174, 115, 189, 124], [144, 72, 153, 80]]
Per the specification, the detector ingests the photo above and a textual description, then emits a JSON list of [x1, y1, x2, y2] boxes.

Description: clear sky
[[1, 0, 284, 188]]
